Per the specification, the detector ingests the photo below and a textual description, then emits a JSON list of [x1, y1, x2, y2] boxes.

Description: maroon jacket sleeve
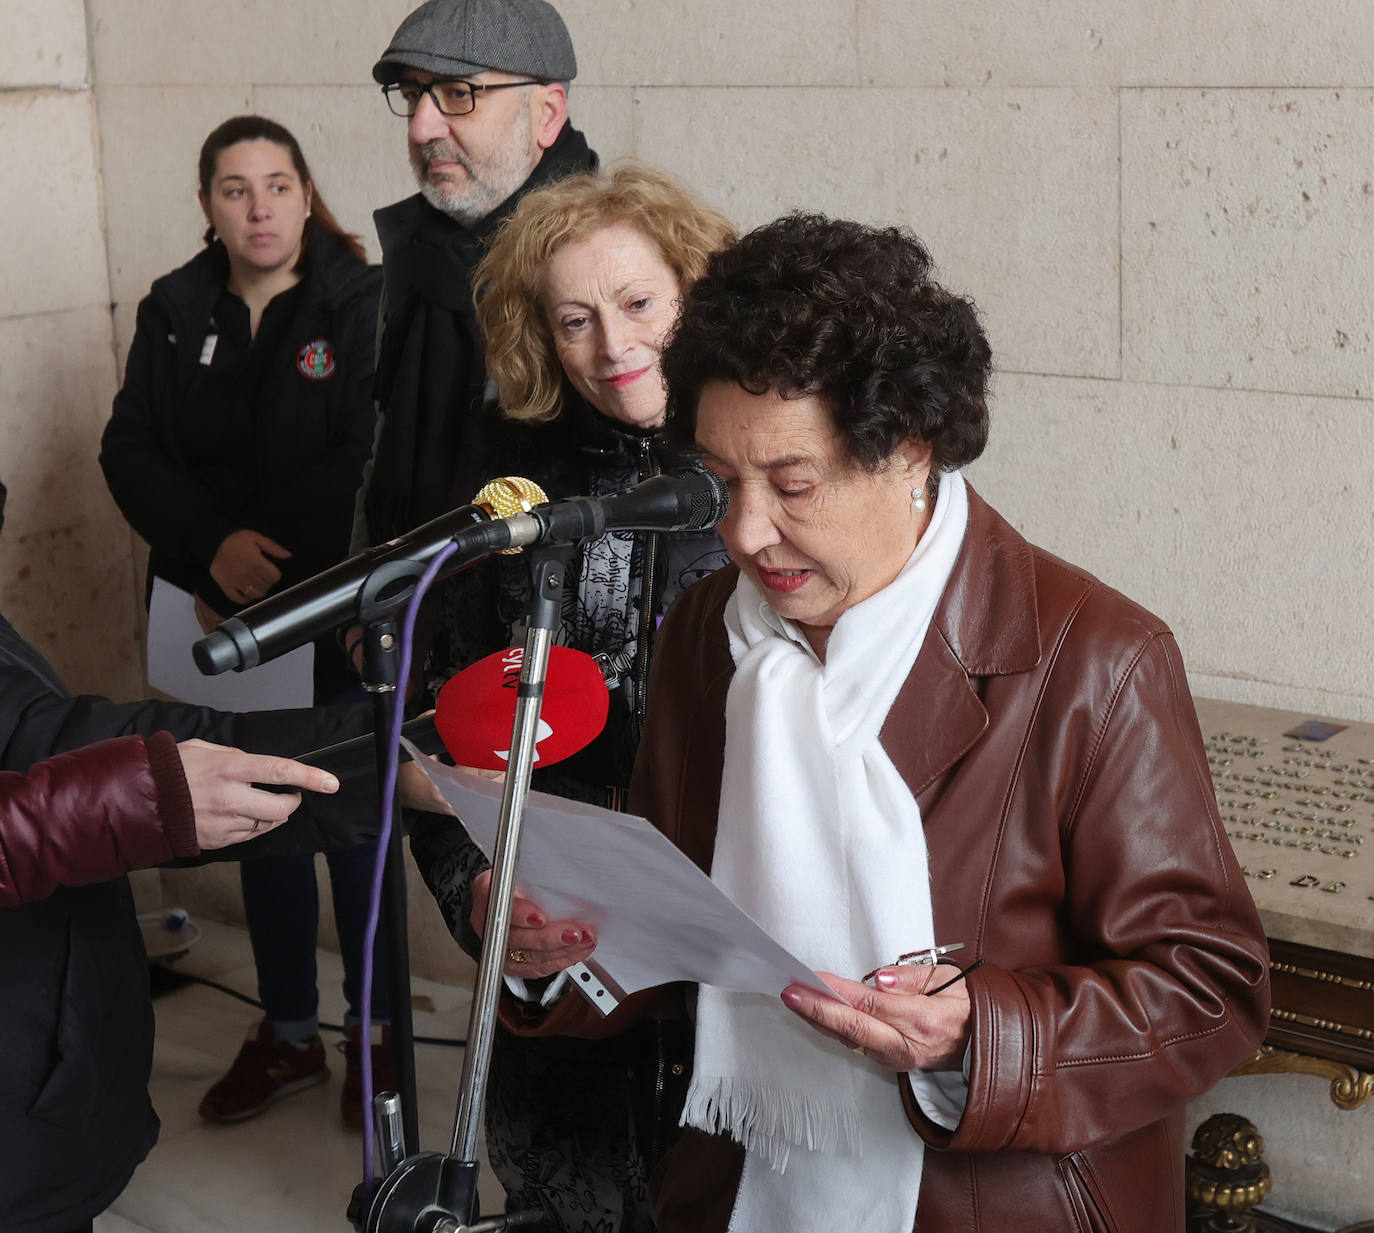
[[0, 730, 198, 907]]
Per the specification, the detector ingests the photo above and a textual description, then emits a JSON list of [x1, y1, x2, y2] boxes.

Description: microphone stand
[[359, 615, 420, 1157], [357, 543, 572, 1233], [343, 550, 469, 1233]]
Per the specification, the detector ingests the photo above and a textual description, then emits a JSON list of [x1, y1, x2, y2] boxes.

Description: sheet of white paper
[[409, 748, 830, 1000], [147, 577, 313, 710]]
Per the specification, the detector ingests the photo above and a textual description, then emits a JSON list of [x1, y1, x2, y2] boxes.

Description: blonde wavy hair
[[473, 162, 737, 423]]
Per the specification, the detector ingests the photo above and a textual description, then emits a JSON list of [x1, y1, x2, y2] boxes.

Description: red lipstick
[[758, 567, 810, 594], [604, 366, 650, 389]]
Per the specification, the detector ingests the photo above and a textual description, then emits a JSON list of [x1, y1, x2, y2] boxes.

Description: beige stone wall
[[3, 0, 1367, 718], [3, 0, 1372, 1224], [0, 0, 144, 695]]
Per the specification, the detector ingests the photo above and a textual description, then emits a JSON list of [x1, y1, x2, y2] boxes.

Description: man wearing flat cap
[[356, 0, 597, 550]]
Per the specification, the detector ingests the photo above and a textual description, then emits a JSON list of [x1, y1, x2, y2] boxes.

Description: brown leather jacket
[[505, 485, 1271, 1233]]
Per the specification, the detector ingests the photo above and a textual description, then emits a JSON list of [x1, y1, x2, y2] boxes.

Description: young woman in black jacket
[[100, 115, 388, 1129]]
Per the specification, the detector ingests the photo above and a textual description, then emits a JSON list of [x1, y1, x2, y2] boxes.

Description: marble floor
[[93, 918, 505, 1233]]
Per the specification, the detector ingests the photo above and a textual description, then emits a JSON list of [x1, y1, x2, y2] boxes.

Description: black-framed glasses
[[382, 78, 543, 118]]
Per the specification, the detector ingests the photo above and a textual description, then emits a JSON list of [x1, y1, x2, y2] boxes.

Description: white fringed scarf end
[[682, 1076, 862, 1172]]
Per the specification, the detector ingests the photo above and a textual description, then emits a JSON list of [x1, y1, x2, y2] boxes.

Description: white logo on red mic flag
[[494, 717, 555, 765]]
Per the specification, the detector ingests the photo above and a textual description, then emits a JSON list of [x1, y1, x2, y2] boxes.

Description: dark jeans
[[240, 841, 391, 1026]]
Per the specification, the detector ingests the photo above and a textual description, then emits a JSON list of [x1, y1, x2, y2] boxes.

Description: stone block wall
[[28, 0, 1365, 724], [0, 0, 144, 695]]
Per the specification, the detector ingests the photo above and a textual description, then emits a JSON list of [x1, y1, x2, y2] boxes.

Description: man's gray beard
[[416, 159, 508, 225], [410, 109, 537, 227]]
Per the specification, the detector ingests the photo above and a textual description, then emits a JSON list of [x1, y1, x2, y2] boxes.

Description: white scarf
[[683, 470, 969, 1233]]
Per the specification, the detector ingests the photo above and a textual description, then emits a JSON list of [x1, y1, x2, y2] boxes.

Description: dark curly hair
[[662, 213, 991, 475]]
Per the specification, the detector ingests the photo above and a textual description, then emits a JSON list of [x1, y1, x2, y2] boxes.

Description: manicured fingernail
[[875, 971, 898, 989], [525, 913, 545, 926], [781, 989, 802, 1009], [561, 929, 583, 944]]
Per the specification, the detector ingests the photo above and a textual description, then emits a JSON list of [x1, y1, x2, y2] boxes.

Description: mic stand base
[[354, 1153, 540, 1233]]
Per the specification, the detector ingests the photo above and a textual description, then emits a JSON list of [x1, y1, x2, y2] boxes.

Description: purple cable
[[358, 540, 459, 1189]]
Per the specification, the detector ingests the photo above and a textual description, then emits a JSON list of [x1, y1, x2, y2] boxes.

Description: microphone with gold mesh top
[[470, 475, 548, 555], [457, 465, 729, 555], [193, 468, 728, 676], [192, 476, 550, 676]]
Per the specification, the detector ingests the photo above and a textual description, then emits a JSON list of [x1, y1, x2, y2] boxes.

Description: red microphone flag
[[434, 646, 610, 772]]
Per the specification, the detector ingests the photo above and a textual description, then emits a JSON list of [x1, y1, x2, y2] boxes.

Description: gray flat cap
[[373, 0, 577, 84]]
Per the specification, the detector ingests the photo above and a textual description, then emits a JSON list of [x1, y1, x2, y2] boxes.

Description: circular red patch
[[297, 339, 336, 380]]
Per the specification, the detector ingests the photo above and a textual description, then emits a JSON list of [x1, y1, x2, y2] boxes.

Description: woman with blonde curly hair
[[475, 162, 736, 425], [408, 163, 736, 1233]]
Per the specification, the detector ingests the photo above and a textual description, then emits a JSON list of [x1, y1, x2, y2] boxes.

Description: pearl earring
[[912, 487, 927, 514]]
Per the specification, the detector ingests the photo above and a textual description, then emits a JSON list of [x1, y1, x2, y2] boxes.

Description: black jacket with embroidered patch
[[101, 232, 380, 693]]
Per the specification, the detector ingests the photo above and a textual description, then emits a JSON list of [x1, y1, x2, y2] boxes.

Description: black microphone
[[193, 477, 547, 677], [194, 469, 728, 677], [469, 466, 730, 553], [299, 715, 448, 780]]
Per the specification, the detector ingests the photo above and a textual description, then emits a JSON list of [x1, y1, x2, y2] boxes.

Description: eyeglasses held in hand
[[862, 941, 985, 994], [382, 78, 543, 118]]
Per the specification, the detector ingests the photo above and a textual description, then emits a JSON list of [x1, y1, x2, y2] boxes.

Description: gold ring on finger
[[849, 1043, 866, 1057], [508, 948, 528, 965]]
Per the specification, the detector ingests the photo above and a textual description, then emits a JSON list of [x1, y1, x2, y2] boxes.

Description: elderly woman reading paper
[[472, 213, 1271, 1233]]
